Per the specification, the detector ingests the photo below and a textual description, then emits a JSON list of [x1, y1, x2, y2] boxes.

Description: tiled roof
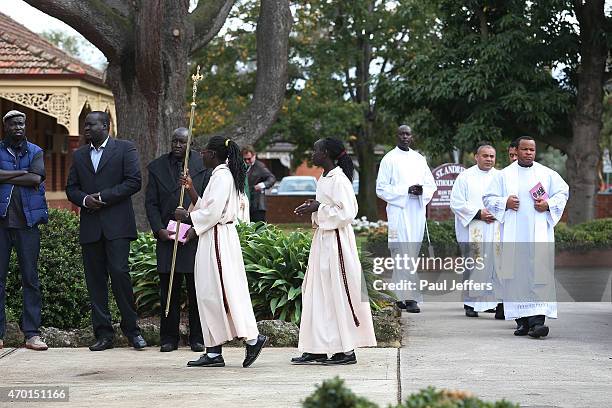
[[0, 11, 104, 83]]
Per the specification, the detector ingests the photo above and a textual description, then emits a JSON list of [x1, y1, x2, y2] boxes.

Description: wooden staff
[[165, 65, 203, 317]]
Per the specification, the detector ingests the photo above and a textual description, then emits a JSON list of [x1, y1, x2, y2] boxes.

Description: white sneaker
[[25, 336, 48, 351]]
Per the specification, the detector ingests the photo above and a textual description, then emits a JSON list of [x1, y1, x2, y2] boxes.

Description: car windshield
[[278, 179, 316, 193]]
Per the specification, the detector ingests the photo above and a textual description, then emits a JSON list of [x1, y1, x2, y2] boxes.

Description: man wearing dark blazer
[[66, 111, 145, 351], [241, 145, 276, 222], [145, 127, 211, 353]]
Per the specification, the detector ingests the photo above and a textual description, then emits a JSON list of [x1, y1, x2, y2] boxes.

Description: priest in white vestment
[[376, 125, 436, 313], [483, 137, 569, 338], [450, 144, 503, 318], [292, 138, 376, 366], [176, 136, 266, 367]]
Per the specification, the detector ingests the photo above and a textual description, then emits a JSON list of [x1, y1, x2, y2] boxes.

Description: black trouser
[[82, 237, 140, 340], [250, 210, 266, 223], [158, 273, 203, 346], [516, 315, 545, 327], [0, 227, 41, 339]]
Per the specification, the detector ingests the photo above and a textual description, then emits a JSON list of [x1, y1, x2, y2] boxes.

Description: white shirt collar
[[90, 136, 110, 151]]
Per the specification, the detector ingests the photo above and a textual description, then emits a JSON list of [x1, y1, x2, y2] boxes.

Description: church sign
[[429, 163, 466, 208]]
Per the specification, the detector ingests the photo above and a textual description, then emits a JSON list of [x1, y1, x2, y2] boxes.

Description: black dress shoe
[[187, 354, 225, 367], [89, 338, 114, 351], [324, 352, 357, 365], [514, 324, 529, 336], [190, 342, 205, 352], [464, 306, 478, 318], [160, 343, 178, 352], [495, 303, 505, 320], [395, 301, 407, 310], [129, 335, 147, 349], [291, 353, 327, 365], [528, 324, 549, 338], [243, 334, 268, 368], [405, 300, 420, 313]]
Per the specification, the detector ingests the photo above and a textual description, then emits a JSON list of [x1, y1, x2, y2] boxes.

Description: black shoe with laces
[[291, 353, 327, 365], [528, 324, 549, 338], [187, 354, 225, 367], [324, 352, 357, 365], [243, 334, 268, 368]]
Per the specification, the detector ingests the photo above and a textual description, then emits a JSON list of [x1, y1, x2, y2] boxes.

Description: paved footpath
[[1, 302, 610, 407]]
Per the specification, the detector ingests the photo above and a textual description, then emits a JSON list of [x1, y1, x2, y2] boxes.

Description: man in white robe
[[376, 125, 436, 313], [450, 144, 503, 318], [483, 137, 569, 338]]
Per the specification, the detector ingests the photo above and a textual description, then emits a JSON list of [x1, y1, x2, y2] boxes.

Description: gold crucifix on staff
[[165, 65, 204, 317]]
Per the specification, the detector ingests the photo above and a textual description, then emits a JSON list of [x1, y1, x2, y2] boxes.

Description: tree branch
[[190, 0, 235, 54], [24, 0, 130, 60], [203, 0, 292, 147]]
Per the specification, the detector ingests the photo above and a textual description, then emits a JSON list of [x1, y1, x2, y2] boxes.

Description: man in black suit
[[241, 145, 276, 222], [145, 127, 211, 353], [66, 111, 146, 351]]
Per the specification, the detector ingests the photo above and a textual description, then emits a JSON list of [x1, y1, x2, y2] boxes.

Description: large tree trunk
[[355, 121, 379, 221], [565, 0, 607, 225], [105, 2, 192, 229], [26, 0, 292, 230]]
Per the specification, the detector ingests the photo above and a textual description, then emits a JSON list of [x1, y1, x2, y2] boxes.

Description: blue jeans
[[0, 226, 42, 339]]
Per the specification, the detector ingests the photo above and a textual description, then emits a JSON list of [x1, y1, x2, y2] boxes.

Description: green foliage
[[129, 233, 161, 316], [302, 377, 378, 408], [555, 218, 612, 250], [6, 209, 89, 329], [379, 0, 578, 164], [303, 378, 518, 408], [237, 221, 309, 324]]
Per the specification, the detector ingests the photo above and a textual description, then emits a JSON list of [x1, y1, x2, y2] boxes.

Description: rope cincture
[[335, 229, 360, 327], [214, 224, 230, 313]]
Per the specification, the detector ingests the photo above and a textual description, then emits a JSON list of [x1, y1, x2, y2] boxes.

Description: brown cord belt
[[334, 229, 360, 327], [213, 221, 233, 314]]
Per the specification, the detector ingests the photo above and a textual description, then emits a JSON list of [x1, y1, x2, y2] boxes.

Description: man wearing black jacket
[[242, 145, 276, 222], [66, 111, 145, 351], [145, 128, 211, 352]]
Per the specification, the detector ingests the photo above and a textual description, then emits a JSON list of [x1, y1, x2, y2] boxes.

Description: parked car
[[270, 176, 317, 195]]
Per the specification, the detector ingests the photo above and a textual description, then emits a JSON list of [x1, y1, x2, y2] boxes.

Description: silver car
[[270, 176, 317, 196]]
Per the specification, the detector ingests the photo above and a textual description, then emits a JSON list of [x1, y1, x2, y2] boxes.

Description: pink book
[[167, 220, 191, 243], [529, 182, 549, 201]]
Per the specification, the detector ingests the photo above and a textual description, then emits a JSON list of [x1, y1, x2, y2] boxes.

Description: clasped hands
[[408, 184, 423, 196], [84, 192, 106, 211], [506, 195, 549, 212]]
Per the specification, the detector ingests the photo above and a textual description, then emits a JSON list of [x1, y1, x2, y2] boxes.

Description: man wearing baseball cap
[[0, 110, 48, 351]]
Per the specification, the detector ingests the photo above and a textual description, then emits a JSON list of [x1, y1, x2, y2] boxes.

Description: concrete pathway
[[400, 302, 612, 408], [1, 302, 610, 407]]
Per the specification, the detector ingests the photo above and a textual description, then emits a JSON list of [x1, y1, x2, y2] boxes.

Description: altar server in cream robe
[[175, 136, 267, 368], [450, 144, 503, 318], [483, 137, 568, 338], [376, 125, 436, 313], [292, 137, 376, 366]]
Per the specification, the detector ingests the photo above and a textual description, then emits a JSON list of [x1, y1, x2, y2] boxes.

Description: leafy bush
[[129, 232, 161, 316], [555, 218, 612, 250], [302, 378, 518, 408], [238, 221, 310, 324]]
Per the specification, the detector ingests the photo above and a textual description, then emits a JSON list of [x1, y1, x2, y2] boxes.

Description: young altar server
[[292, 138, 376, 365], [483, 136, 569, 338], [450, 144, 503, 319], [175, 136, 266, 367]]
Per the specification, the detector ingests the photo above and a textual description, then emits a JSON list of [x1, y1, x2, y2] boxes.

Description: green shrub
[[302, 378, 518, 408], [555, 218, 612, 250], [129, 232, 161, 316], [303, 377, 378, 408], [238, 222, 309, 324]]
